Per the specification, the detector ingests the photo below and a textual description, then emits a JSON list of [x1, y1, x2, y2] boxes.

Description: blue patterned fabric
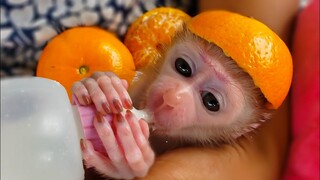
[[0, 0, 196, 77]]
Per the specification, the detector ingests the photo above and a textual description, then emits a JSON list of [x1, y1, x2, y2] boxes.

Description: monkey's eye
[[175, 58, 192, 77], [201, 91, 220, 112]]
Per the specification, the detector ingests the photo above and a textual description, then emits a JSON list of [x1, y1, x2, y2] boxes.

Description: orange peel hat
[[187, 10, 293, 109]]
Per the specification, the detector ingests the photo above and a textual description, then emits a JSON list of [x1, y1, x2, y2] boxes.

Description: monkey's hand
[[72, 72, 133, 114], [81, 111, 155, 179]]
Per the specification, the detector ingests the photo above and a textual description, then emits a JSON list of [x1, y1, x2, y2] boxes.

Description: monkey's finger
[[71, 81, 92, 105], [82, 78, 111, 115], [138, 120, 155, 167], [110, 75, 132, 110], [125, 111, 155, 168], [103, 72, 132, 110], [92, 72, 131, 112], [93, 72, 125, 114], [93, 114, 132, 177], [80, 139, 132, 179], [80, 139, 115, 171], [121, 79, 129, 90], [91, 72, 116, 114], [115, 113, 150, 178], [139, 119, 150, 139], [92, 75, 122, 114], [126, 110, 150, 140], [101, 72, 132, 110]]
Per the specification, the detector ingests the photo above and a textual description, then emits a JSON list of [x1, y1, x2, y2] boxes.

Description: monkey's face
[[145, 39, 250, 138]]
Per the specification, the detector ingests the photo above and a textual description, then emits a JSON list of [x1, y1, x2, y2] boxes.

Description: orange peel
[[187, 10, 293, 109], [124, 7, 191, 69]]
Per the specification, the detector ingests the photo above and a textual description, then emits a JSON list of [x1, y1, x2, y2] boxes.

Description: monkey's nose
[[162, 87, 188, 107]]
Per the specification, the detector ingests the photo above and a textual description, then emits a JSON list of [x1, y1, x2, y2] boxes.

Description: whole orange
[[36, 27, 136, 100], [124, 7, 190, 69], [187, 10, 293, 109]]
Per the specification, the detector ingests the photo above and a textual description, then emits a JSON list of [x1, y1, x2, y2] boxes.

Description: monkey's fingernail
[[102, 102, 111, 114], [116, 114, 124, 123], [80, 139, 86, 150], [126, 110, 133, 118], [96, 113, 105, 123], [113, 99, 123, 112], [126, 109, 131, 115], [124, 98, 133, 109], [82, 95, 91, 105]]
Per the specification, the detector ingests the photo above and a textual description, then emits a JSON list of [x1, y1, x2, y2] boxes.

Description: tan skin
[[85, 0, 299, 179]]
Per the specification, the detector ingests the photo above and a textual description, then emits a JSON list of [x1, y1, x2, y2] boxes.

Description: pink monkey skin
[[284, 0, 319, 179]]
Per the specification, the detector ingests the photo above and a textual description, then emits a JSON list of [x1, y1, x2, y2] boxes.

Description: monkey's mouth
[[152, 106, 184, 134], [148, 91, 175, 111], [146, 91, 180, 129], [150, 98, 175, 118]]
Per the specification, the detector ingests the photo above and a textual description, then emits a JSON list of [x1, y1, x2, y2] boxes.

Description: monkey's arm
[[136, 99, 290, 180]]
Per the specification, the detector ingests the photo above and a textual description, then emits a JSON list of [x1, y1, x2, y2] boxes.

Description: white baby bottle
[[1, 77, 150, 180]]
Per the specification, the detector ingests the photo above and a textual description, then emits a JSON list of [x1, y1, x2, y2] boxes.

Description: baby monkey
[[72, 11, 291, 180], [73, 28, 269, 179]]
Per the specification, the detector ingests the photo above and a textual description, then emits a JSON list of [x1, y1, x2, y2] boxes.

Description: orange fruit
[[187, 10, 293, 109], [36, 26, 136, 100], [124, 7, 191, 69]]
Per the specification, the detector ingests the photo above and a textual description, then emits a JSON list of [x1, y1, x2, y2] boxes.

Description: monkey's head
[[131, 10, 292, 145]]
